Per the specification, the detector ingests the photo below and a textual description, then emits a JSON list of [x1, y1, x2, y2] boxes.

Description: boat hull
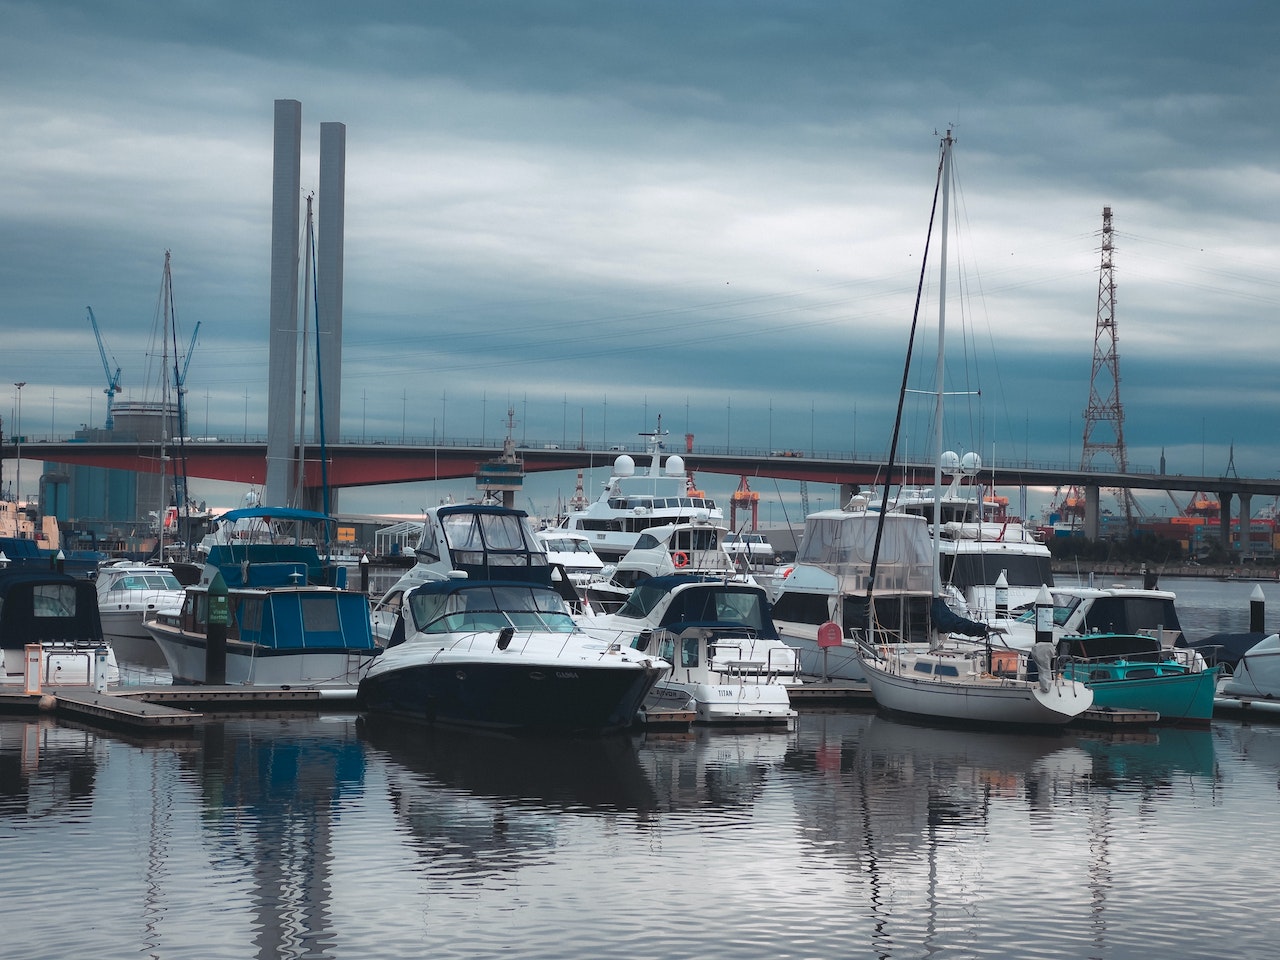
[[1071, 667, 1219, 724], [144, 621, 373, 687], [649, 679, 796, 726], [357, 657, 663, 735], [778, 625, 867, 682], [859, 656, 1092, 726], [100, 609, 169, 668]]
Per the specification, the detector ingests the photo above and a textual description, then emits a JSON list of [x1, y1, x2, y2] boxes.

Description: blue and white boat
[[143, 507, 379, 688], [358, 503, 666, 734], [581, 574, 801, 726]]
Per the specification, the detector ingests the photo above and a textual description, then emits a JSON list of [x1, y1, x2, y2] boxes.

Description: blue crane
[[87, 306, 123, 429]]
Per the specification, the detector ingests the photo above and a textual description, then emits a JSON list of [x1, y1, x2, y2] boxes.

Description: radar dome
[[664, 455, 685, 476], [940, 450, 961, 472], [960, 452, 982, 475], [613, 454, 636, 477]]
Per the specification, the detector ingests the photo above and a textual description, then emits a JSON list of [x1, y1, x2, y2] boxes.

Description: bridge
[[12, 438, 1278, 540]]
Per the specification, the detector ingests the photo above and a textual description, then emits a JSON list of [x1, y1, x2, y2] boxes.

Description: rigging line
[[867, 132, 947, 610]]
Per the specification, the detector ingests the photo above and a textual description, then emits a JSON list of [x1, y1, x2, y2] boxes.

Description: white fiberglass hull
[[100, 608, 170, 667], [858, 654, 1093, 726], [649, 678, 796, 726], [776, 623, 866, 682]]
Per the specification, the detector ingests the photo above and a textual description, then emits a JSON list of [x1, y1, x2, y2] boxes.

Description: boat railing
[[708, 640, 801, 680]]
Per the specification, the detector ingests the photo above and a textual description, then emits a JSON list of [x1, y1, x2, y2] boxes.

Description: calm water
[[2, 577, 1278, 960]]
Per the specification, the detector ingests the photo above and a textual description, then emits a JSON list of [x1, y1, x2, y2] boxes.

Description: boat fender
[[672, 551, 689, 568], [496, 626, 515, 651]]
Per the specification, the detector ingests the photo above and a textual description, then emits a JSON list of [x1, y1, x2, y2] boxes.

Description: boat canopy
[[615, 575, 779, 639], [217, 507, 336, 524], [405, 579, 576, 636], [0, 569, 103, 648], [795, 512, 934, 591]]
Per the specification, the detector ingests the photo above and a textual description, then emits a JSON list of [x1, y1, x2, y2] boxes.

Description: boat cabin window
[[414, 514, 440, 563], [32, 584, 78, 618], [409, 584, 575, 634], [681, 636, 699, 668], [440, 511, 547, 569]]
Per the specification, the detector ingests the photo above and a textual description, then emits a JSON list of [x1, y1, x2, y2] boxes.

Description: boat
[[94, 560, 186, 666], [723, 531, 776, 570], [580, 574, 800, 726], [853, 132, 1093, 727], [770, 506, 937, 682], [535, 527, 606, 589], [370, 502, 583, 643], [997, 583, 1187, 648], [557, 414, 723, 563], [1055, 632, 1218, 724], [1215, 633, 1280, 715], [0, 567, 121, 688], [873, 453, 1054, 618], [357, 502, 666, 734], [581, 517, 757, 614], [143, 507, 379, 688]]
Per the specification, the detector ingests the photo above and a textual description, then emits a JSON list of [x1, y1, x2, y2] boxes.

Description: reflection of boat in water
[[360, 715, 659, 814], [1072, 726, 1216, 785], [637, 725, 795, 810], [0, 718, 108, 819]]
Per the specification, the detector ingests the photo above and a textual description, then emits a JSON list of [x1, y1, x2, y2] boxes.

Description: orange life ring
[[672, 551, 689, 568]]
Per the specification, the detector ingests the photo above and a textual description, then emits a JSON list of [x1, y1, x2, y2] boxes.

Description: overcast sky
[[2, 2, 1277, 519]]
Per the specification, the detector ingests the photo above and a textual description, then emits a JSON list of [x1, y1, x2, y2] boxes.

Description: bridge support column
[[839, 482, 860, 509], [1083, 485, 1100, 540], [1218, 492, 1233, 552], [1238, 493, 1252, 556]]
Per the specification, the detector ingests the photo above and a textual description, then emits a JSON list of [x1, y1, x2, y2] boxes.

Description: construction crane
[[87, 306, 123, 429], [175, 320, 200, 434]]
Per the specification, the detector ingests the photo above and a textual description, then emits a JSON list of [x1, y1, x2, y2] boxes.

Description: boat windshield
[[409, 584, 576, 635], [441, 510, 548, 570]]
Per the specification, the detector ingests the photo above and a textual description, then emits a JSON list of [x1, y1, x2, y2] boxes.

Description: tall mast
[[931, 131, 953, 599]]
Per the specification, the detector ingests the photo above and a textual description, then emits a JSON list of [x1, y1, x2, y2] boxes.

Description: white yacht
[[581, 518, 756, 614], [95, 560, 185, 667], [769, 506, 937, 682], [558, 415, 722, 563], [536, 527, 605, 588], [874, 452, 1053, 618]]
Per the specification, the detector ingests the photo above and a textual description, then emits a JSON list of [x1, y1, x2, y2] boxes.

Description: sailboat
[[144, 203, 379, 689], [853, 132, 1093, 726]]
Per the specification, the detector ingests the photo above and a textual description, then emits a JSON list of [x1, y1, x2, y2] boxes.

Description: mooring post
[[995, 570, 1009, 619], [205, 571, 229, 685], [360, 553, 370, 595], [1250, 584, 1266, 634]]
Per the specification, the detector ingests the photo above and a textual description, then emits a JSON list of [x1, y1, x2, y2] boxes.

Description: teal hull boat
[[1057, 633, 1219, 724]]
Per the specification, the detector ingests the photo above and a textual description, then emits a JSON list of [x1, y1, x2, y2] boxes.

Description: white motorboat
[[557, 414, 723, 563], [996, 583, 1187, 650], [358, 577, 665, 734], [0, 568, 121, 689], [95, 560, 185, 666], [143, 507, 379, 688], [536, 527, 606, 588], [370, 503, 571, 643], [853, 132, 1092, 727], [581, 574, 800, 726], [581, 518, 756, 614]]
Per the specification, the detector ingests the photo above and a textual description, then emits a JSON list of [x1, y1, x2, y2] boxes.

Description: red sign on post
[[817, 621, 843, 648]]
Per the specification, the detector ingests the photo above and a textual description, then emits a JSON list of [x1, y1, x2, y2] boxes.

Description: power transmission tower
[[1080, 206, 1138, 530]]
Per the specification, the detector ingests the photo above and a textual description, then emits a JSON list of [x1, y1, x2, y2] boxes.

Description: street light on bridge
[[12, 382, 25, 505]]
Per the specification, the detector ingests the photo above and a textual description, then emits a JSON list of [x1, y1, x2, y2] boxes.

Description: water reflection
[[0, 717, 106, 820], [184, 716, 367, 960]]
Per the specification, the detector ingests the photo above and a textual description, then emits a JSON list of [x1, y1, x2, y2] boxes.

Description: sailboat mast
[[159, 251, 171, 562], [932, 131, 954, 598]]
